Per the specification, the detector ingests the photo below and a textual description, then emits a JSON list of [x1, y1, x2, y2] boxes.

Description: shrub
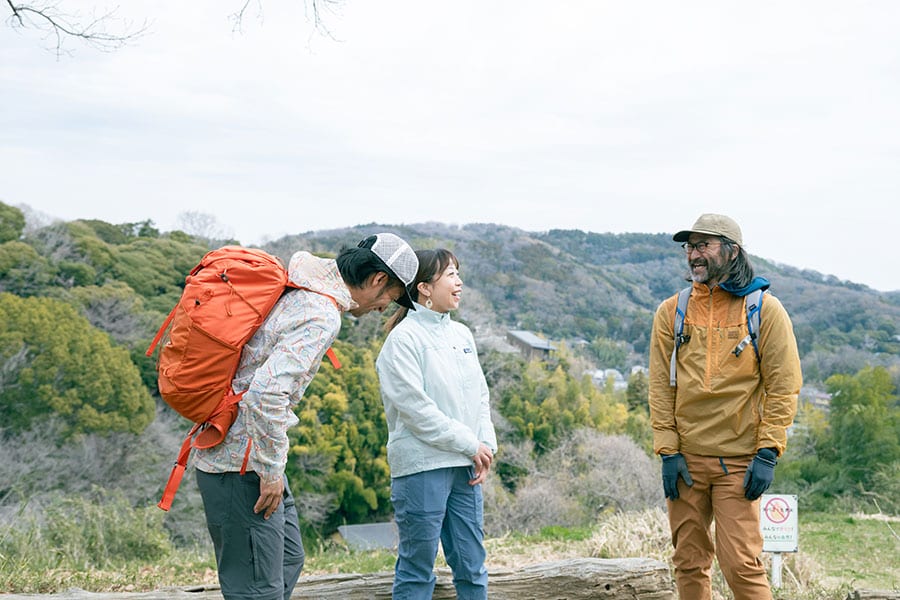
[[484, 429, 663, 536], [0, 489, 172, 577]]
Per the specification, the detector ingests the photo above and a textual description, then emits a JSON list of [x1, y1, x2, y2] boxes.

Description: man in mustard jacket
[[648, 213, 802, 600]]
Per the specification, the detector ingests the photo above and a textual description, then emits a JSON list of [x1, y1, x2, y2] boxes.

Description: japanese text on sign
[[760, 494, 798, 553]]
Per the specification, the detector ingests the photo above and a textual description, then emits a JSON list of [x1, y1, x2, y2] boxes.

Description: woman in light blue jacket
[[376, 248, 498, 600]]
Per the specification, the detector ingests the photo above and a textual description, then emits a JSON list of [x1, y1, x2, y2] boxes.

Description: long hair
[[722, 240, 755, 288], [385, 248, 459, 333]]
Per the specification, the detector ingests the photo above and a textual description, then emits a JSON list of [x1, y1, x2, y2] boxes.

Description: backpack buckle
[[733, 333, 754, 357]]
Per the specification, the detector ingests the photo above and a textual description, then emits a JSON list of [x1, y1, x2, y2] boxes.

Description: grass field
[[799, 512, 900, 591], [1, 509, 897, 596]]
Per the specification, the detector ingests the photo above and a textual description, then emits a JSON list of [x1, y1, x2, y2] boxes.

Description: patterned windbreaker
[[194, 251, 353, 484], [648, 281, 802, 458]]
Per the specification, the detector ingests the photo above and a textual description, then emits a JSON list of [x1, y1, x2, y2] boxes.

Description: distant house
[[800, 385, 831, 411], [591, 368, 628, 391], [506, 330, 555, 361]]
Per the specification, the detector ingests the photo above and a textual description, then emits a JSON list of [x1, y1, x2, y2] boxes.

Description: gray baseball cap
[[358, 233, 419, 309], [673, 213, 743, 245]]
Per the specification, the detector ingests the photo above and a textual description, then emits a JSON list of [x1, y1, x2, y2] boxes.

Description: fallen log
[[292, 557, 676, 599], [844, 591, 900, 600], [0, 557, 675, 600]]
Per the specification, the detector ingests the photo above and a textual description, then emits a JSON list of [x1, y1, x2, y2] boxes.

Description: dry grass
[[484, 532, 591, 569], [586, 506, 671, 562], [3, 507, 894, 598]]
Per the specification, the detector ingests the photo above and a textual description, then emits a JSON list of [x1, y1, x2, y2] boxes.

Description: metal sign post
[[759, 494, 799, 588]]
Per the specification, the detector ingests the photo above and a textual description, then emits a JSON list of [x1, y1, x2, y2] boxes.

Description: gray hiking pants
[[196, 470, 305, 600]]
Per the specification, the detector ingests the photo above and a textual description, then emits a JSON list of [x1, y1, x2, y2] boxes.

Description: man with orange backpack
[[193, 233, 418, 600]]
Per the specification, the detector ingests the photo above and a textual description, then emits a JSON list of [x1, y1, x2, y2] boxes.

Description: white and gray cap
[[358, 233, 419, 309]]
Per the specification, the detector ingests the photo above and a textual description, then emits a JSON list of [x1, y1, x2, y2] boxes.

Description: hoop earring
[[425, 298, 433, 309]]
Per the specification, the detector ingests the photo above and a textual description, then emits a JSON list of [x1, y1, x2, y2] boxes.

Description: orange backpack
[[146, 246, 340, 511]]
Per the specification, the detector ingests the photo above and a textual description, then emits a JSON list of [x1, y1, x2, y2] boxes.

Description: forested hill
[[267, 222, 900, 384], [0, 210, 897, 391]]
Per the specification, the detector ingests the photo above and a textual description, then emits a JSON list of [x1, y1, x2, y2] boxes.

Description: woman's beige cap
[[673, 213, 743, 245]]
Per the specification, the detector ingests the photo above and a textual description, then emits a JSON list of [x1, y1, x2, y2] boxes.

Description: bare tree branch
[[228, 0, 260, 35], [5, 1, 149, 57], [6, 1, 346, 56], [228, 0, 343, 41], [307, 0, 342, 40]]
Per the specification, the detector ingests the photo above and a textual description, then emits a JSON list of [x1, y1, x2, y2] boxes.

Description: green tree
[[0, 293, 154, 436], [0, 201, 25, 243], [626, 369, 649, 412], [588, 336, 628, 372], [825, 366, 900, 487], [497, 357, 627, 453], [112, 237, 209, 313], [284, 338, 392, 536], [67, 282, 164, 391], [0, 241, 55, 295]]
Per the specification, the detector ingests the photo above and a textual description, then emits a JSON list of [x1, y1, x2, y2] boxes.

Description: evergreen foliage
[[778, 366, 899, 513], [0, 241, 54, 295], [284, 337, 393, 537], [825, 367, 900, 487], [0, 202, 25, 243], [0, 293, 154, 436]]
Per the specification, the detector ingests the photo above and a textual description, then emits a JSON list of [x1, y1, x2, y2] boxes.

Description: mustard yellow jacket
[[648, 282, 802, 457]]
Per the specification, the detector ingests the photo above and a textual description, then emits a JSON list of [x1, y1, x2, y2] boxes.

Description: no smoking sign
[[759, 494, 799, 552]]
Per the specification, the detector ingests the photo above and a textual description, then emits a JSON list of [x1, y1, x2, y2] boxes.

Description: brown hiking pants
[[666, 453, 772, 600]]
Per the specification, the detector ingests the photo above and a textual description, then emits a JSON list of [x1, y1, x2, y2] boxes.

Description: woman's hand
[[469, 443, 494, 485]]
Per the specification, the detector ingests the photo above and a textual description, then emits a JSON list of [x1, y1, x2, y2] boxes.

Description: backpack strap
[[145, 305, 176, 357], [669, 286, 693, 387], [733, 289, 765, 359], [670, 287, 766, 388]]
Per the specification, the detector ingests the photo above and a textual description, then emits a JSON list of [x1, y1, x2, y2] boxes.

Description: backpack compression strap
[[158, 422, 202, 511], [669, 287, 765, 387]]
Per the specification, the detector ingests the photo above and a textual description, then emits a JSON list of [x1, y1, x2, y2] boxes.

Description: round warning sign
[[763, 496, 792, 524]]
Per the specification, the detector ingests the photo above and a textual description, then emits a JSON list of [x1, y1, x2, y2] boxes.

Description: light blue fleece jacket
[[376, 302, 498, 478]]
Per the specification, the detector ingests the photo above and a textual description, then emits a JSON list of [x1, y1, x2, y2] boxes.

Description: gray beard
[[690, 260, 730, 285]]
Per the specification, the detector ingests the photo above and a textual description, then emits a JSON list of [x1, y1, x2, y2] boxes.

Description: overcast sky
[[2, 1, 898, 291]]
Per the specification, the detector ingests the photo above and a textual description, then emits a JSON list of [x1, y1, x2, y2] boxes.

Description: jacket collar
[[719, 276, 770, 297], [286, 251, 355, 311], [410, 301, 451, 324]]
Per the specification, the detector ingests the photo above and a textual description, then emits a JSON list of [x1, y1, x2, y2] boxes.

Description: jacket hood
[[719, 276, 770, 297], [287, 251, 354, 311]]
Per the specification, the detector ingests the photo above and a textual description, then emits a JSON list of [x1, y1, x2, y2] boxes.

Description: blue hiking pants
[[391, 466, 488, 600]]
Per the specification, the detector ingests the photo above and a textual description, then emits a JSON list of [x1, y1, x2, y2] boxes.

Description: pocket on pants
[[249, 525, 278, 583]]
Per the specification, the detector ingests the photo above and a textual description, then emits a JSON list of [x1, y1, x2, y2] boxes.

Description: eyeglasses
[[681, 241, 721, 254]]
